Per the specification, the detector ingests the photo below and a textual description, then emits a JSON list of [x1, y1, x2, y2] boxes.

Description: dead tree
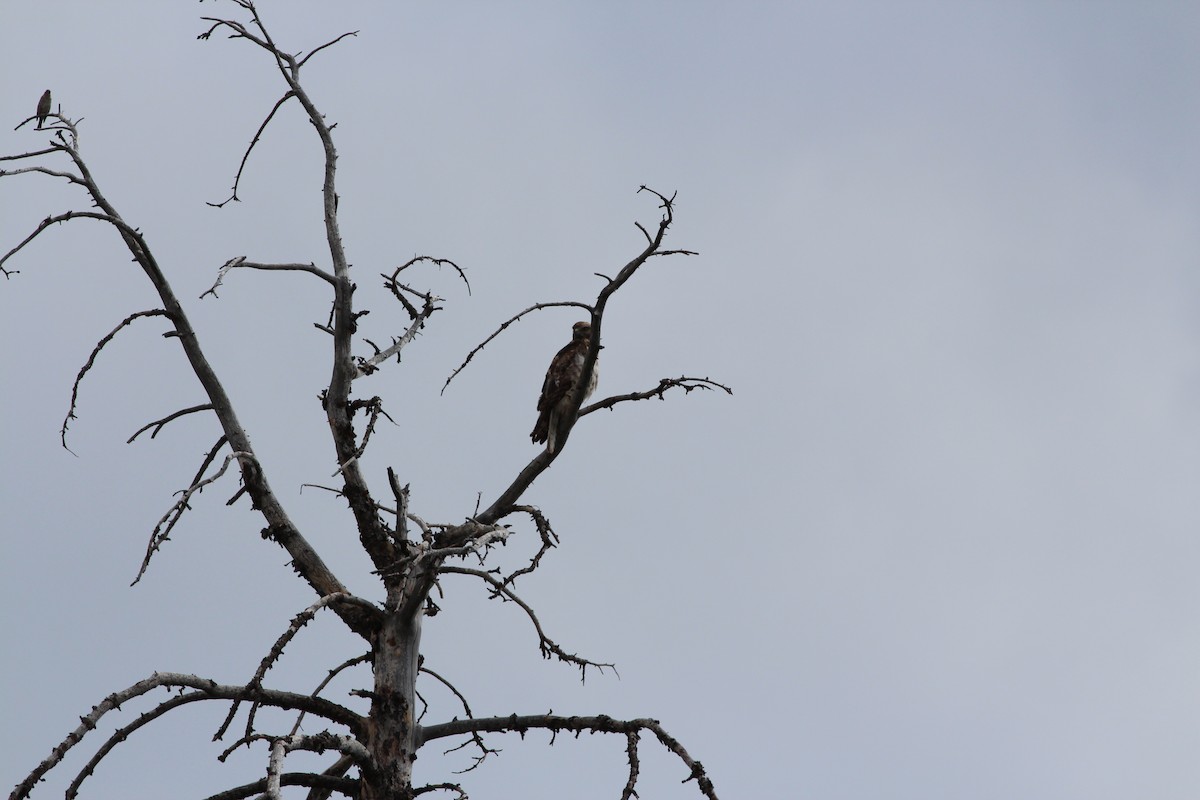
[[3, 3, 730, 799]]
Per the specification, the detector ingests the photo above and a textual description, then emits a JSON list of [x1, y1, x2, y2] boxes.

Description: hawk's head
[[571, 321, 592, 341]]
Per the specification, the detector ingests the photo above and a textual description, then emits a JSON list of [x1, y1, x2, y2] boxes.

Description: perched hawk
[[36, 90, 51, 129], [531, 321, 598, 453]]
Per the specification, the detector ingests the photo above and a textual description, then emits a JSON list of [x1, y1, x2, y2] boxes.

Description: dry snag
[[3, 3, 727, 799]]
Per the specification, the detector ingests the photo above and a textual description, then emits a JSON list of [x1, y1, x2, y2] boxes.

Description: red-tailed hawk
[[531, 320, 598, 453], [36, 90, 51, 129]]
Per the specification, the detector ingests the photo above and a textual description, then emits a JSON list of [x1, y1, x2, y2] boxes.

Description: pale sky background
[[3, 1, 1200, 798]]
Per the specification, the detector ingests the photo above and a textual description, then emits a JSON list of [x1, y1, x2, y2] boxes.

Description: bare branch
[[580, 376, 733, 418], [215, 593, 378, 743], [297, 30, 360, 68], [414, 784, 467, 799], [201, 255, 336, 298], [288, 654, 372, 738], [10, 672, 365, 800], [390, 255, 471, 296], [420, 715, 717, 800], [501, 505, 559, 587], [354, 282, 438, 378], [66, 692, 206, 800], [207, 90, 297, 208], [131, 450, 255, 586], [420, 666, 499, 771], [622, 731, 642, 800], [0, 209, 147, 278], [126, 403, 215, 444], [439, 565, 614, 680], [0, 145, 60, 161], [408, 522, 511, 566], [441, 301, 594, 395], [62, 310, 174, 451], [268, 733, 373, 800], [330, 397, 392, 476], [0, 163, 85, 186], [200, 772, 358, 800]]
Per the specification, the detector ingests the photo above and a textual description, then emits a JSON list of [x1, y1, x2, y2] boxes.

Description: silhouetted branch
[[580, 376, 733, 417], [0, 163, 85, 187], [127, 403, 215, 444], [298, 30, 360, 68], [440, 301, 594, 394], [0, 209, 146, 279], [502, 505, 559, 587], [216, 593, 379, 743], [390, 255, 471, 297], [207, 90, 297, 207], [62, 310, 174, 452], [131, 450, 255, 586], [420, 715, 717, 800], [419, 666, 499, 771], [330, 397, 393, 476], [414, 784, 466, 799], [288, 654, 372, 738], [439, 566, 614, 680], [66, 693, 206, 800]]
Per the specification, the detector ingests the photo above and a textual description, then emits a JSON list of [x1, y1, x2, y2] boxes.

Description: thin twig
[[207, 90, 296, 208], [127, 404, 215, 444], [62, 310, 174, 452], [501, 505, 559, 587], [441, 301, 594, 394], [214, 593, 377, 743], [131, 451, 255, 586], [439, 565, 615, 680], [580, 377, 733, 418]]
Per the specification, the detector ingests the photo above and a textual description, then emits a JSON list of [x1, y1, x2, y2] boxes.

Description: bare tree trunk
[[361, 596, 423, 799]]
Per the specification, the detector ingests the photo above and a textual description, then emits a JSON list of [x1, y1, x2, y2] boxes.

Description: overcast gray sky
[[3, 1, 1200, 798]]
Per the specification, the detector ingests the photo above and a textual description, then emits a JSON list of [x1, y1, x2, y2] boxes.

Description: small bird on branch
[[36, 90, 51, 129], [531, 321, 598, 453]]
